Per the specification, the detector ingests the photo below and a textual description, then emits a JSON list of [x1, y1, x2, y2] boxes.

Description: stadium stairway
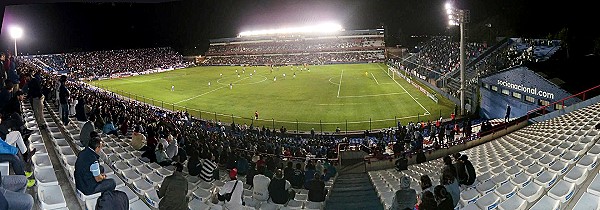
[[325, 173, 384, 210]]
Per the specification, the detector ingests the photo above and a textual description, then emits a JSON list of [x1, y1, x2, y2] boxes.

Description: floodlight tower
[[9, 26, 24, 57], [445, 2, 469, 115]]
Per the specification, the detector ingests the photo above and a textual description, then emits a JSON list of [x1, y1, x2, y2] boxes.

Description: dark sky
[[0, 0, 596, 56]]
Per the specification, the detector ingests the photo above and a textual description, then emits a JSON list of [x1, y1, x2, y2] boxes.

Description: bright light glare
[[9, 26, 23, 39], [239, 22, 343, 37], [445, 2, 453, 10]]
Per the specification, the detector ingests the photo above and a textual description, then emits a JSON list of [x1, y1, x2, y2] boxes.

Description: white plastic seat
[[144, 173, 164, 187], [304, 201, 323, 209], [61, 154, 77, 168], [476, 172, 493, 183], [505, 167, 523, 178], [587, 145, 600, 156], [85, 197, 98, 210], [534, 170, 558, 189], [130, 199, 152, 210], [538, 155, 557, 168], [517, 182, 543, 203], [549, 147, 565, 158], [460, 202, 481, 210], [510, 173, 532, 189], [561, 150, 580, 164], [476, 192, 500, 210], [518, 157, 535, 169], [497, 192, 527, 210], [548, 159, 570, 175], [529, 195, 560, 210], [577, 154, 598, 171], [192, 188, 212, 203], [34, 167, 59, 186], [113, 161, 130, 172], [188, 198, 211, 210], [587, 173, 600, 197], [144, 188, 161, 208], [146, 162, 162, 170], [494, 182, 517, 201], [32, 154, 53, 169], [286, 200, 303, 209], [572, 192, 600, 210], [548, 179, 576, 203], [116, 185, 140, 203], [76, 189, 101, 202], [492, 172, 510, 187], [135, 165, 153, 175], [38, 184, 67, 209], [127, 159, 144, 168], [295, 193, 308, 201], [564, 165, 588, 185], [156, 168, 173, 178], [120, 169, 142, 184], [525, 163, 544, 178], [132, 179, 154, 195]]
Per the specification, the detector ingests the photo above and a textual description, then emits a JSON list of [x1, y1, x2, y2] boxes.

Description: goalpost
[[387, 67, 395, 80]]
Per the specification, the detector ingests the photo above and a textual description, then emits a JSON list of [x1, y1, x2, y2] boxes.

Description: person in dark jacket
[[75, 95, 87, 121], [186, 150, 201, 176], [390, 176, 416, 210], [291, 163, 304, 189], [418, 191, 437, 210], [434, 185, 454, 210], [158, 163, 188, 210], [74, 137, 116, 195], [28, 70, 46, 130], [268, 169, 294, 204], [452, 153, 467, 185], [284, 161, 294, 183], [460, 155, 477, 185], [59, 75, 70, 125], [305, 172, 327, 202]]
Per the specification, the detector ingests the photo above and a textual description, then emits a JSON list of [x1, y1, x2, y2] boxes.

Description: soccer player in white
[[171, 85, 174, 91], [208, 82, 211, 87], [274, 76, 277, 82], [293, 72, 296, 79], [283, 73, 286, 79]]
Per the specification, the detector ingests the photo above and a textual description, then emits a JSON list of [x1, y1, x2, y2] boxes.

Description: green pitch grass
[[91, 63, 456, 132]]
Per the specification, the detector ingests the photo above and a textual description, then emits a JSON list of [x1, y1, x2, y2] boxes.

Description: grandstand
[[203, 29, 385, 66]]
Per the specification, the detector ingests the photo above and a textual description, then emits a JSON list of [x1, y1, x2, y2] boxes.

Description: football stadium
[[1, 0, 599, 210]]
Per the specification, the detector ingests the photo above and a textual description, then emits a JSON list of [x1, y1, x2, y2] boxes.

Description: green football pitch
[[90, 63, 456, 132]]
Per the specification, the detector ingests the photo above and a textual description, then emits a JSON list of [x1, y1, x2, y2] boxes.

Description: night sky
[[0, 0, 597, 56]]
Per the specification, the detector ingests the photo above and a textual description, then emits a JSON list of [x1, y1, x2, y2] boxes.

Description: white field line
[[338, 92, 407, 98], [377, 64, 430, 115], [174, 76, 249, 104], [371, 72, 379, 85], [328, 77, 340, 85], [337, 69, 344, 98]]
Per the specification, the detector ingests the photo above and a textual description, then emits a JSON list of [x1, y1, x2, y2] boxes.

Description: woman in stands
[[441, 168, 460, 207]]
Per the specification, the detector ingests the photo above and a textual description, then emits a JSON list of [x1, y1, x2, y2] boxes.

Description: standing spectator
[[28, 70, 46, 130], [75, 137, 116, 195], [59, 75, 70, 125], [0, 171, 34, 210], [268, 169, 294, 205], [218, 169, 244, 210], [80, 114, 95, 148], [452, 153, 467, 185], [505, 104, 511, 122], [390, 176, 416, 210], [0, 53, 6, 82], [252, 166, 271, 202], [306, 172, 327, 202], [74, 95, 87, 121], [158, 163, 187, 210]]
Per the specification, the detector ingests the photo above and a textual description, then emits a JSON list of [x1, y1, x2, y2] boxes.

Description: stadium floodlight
[[238, 22, 343, 37], [445, 2, 468, 115], [9, 26, 24, 56]]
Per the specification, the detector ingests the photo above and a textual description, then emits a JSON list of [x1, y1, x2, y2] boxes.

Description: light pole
[[445, 2, 469, 115], [9, 26, 23, 57]]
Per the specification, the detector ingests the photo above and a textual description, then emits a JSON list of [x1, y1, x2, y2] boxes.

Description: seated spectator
[[75, 95, 87, 121], [441, 168, 460, 207], [0, 154, 25, 175], [306, 172, 327, 202], [236, 154, 249, 176], [390, 176, 416, 210], [252, 165, 271, 202], [322, 169, 331, 182], [283, 161, 294, 183], [186, 150, 201, 176], [199, 153, 217, 182], [75, 137, 116, 195], [80, 114, 95, 147], [417, 191, 437, 210], [158, 163, 187, 210], [130, 126, 147, 151], [0, 171, 34, 210], [434, 185, 454, 210], [268, 169, 294, 204], [102, 120, 118, 136], [304, 162, 316, 189], [452, 153, 468, 185], [291, 163, 305, 189], [155, 143, 172, 166], [418, 175, 433, 202], [218, 168, 244, 210], [439, 156, 456, 181], [460, 155, 476, 185]]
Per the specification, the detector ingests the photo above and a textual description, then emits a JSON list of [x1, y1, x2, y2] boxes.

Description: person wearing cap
[[219, 168, 244, 210], [268, 169, 294, 204], [158, 162, 187, 210], [390, 176, 417, 210]]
